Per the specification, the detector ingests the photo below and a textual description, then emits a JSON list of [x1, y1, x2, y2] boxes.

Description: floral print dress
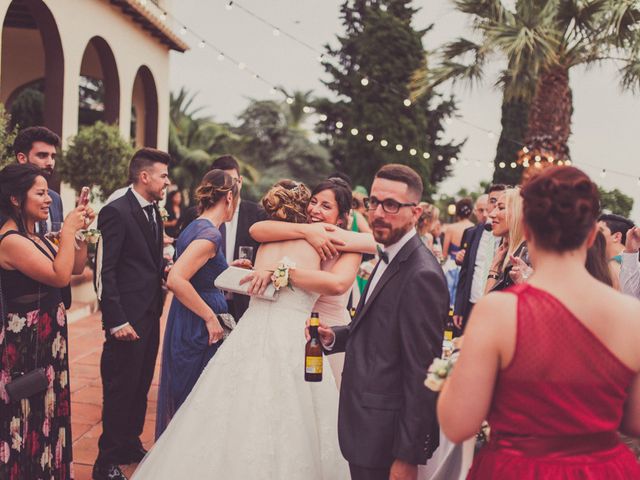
[[0, 231, 72, 479]]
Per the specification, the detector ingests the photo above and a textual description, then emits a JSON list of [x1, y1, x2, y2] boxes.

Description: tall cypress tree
[[315, 0, 462, 197]]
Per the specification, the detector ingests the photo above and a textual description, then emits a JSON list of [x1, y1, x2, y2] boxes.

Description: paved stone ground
[[68, 298, 169, 479]]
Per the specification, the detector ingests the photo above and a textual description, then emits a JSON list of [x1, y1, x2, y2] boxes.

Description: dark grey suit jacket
[[329, 233, 449, 468], [96, 189, 164, 331]]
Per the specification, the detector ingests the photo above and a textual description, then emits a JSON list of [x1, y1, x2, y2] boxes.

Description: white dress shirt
[[365, 229, 417, 303], [109, 187, 154, 334], [225, 199, 240, 264], [469, 227, 499, 304], [620, 252, 640, 299]]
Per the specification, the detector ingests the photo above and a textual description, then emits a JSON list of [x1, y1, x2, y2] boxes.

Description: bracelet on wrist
[[487, 273, 500, 280]]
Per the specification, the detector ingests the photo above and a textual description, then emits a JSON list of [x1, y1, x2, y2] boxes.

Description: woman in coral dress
[[438, 166, 640, 479]]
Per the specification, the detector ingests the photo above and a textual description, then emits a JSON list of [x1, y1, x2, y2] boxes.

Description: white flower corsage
[[271, 257, 295, 291], [75, 229, 101, 245], [159, 207, 169, 222], [424, 349, 460, 392]]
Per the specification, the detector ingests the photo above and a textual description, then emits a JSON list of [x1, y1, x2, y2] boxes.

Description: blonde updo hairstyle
[[262, 179, 310, 224], [195, 169, 239, 214]]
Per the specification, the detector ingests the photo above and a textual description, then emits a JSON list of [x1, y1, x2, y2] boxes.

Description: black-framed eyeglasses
[[364, 196, 417, 214]]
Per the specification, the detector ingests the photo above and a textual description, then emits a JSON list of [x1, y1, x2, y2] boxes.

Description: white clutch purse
[[214, 266, 278, 301]]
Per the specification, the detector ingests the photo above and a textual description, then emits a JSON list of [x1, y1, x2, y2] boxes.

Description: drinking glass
[[45, 221, 63, 245], [238, 246, 254, 261]]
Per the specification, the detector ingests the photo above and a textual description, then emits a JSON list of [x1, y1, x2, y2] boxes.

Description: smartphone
[[79, 186, 90, 207]]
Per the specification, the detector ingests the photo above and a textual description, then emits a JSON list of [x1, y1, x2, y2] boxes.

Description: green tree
[[168, 88, 254, 197], [58, 122, 133, 201], [599, 187, 634, 218], [316, 0, 462, 195], [235, 99, 332, 199], [0, 104, 18, 170], [413, 0, 640, 176]]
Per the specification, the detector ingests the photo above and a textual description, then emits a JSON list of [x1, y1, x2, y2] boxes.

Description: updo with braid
[[195, 169, 239, 214], [262, 180, 310, 223], [522, 166, 600, 252]]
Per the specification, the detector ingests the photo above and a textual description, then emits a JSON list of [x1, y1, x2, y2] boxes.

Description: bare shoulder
[[467, 291, 518, 333]]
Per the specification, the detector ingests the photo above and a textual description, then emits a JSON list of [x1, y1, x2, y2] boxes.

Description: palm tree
[[412, 0, 640, 171], [169, 88, 257, 195], [277, 88, 315, 130]]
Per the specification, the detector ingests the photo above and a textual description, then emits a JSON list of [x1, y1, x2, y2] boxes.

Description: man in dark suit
[[13, 126, 70, 307], [314, 164, 449, 480], [92, 148, 171, 480], [453, 184, 506, 330], [181, 155, 264, 320]]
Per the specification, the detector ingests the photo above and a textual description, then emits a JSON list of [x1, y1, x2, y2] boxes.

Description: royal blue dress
[[155, 218, 229, 438]]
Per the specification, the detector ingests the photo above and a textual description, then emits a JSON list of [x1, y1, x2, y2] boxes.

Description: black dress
[[0, 231, 73, 479]]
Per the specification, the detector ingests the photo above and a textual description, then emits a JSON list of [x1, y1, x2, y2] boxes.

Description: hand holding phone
[[79, 186, 90, 207]]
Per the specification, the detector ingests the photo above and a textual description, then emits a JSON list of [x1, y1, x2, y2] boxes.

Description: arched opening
[[130, 65, 158, 148], [1, 0, 64, 133], [78, 36, 120, 127]]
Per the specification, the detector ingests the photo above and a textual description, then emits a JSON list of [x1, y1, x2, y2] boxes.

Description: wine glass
[[238, 246, 254, 261]]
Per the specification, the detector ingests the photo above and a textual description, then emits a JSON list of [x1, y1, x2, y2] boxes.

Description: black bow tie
[[376, 245, 389, 264]]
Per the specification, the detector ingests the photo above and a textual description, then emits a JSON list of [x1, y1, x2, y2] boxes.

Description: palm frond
[[619, 56, 640, 93]]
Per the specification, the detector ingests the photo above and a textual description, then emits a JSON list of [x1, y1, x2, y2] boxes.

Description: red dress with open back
[[468, 284, 640, 479]]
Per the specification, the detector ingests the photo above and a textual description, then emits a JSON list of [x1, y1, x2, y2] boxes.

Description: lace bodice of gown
[[246, 284, 319, 319], [489, 284, 635, 437]]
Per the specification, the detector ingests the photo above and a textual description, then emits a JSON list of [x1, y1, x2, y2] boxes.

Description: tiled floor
[[69, 297, 169, 480]]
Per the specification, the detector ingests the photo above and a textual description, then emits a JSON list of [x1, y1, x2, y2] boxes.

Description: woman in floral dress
[[0, 164, 93, 479]]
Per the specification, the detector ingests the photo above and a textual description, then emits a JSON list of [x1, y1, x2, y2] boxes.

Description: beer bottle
[[442, 308, 455, 359], [305, 312, 323, 382]]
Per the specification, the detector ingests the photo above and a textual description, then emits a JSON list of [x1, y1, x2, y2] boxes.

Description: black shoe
[[123, 445, 148, 464], [92, 463, 128, 480]]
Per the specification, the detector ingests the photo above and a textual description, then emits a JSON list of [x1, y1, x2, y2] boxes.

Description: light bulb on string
[[317, 54, 325, 63], [198, 40, 206, 48], [437, 155, 443, 161], [380, 139, 388, 147], [217, 53, 225, 61], [361, 78, 369, 86], [269, 87, 276, 96], [523, 146, 529, 154], [180, 26, 187, 36], [253, 74, 260, 80], [335, 121, 344, 129], [488, 161, 494, 168], [225, 1, 233, 10], [303, 106, 312, 113], [409, 148, 417, 156], [366, 134, 374, 141], [272, 28, 280, 37], [487, 131, 495, 139], [565, 160, 572, 166], [548, 156, 554, 163], [600, 169, 607, 178], [380, 3, 388, 11], [238, 62, 246, 70], [160, 12, 167, 22], [403, 99, 412, 107], [450, 158, 457, 165], [395, 144, 403, 152], [445, 117, 453, 125], [285, 97, 294, 105], [557, 160, 563, 166], [319, 114, 328, 121], [350, 128, 359, 136], [535, 155, 541, 162], [423, 152, 430, 159], [499, 162, 506, 169], [523, 161, 530, 168], [510, 162, 517, 169]]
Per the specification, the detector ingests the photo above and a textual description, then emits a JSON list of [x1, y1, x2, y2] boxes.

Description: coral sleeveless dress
[[468, 284, 640, 479]]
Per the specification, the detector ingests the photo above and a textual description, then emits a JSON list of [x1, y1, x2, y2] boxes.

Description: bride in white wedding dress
[[133, 181, 349, 480]]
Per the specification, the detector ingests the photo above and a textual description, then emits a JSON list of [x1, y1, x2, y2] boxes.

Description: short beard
[[373, 221, 415, 247]]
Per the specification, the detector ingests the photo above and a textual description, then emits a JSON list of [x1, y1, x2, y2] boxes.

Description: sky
[[168, 0, 640, 221]]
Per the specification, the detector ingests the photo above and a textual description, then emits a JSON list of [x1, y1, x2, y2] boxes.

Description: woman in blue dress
[[155, 169, 249, 438]]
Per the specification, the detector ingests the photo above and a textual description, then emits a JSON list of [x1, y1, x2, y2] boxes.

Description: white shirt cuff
[[110, 322, 130, 334], [324, 335, 336, 351]]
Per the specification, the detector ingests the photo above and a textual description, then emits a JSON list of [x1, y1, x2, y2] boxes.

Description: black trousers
[[349, 463, 390, 480], [96, 311, 160, 465]]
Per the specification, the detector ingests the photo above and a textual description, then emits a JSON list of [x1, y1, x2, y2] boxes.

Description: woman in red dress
[[438, 166, 640, 479]]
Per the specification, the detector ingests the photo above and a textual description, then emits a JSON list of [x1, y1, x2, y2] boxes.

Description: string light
[[225, 1, 234, 11], [499, 162, 506, 169], [403, 99, 412, 107], [395, 144, 403, 152], [350, 128, 359, 136], [217, 53, 225, 61], [380, 139, 388, 147], [366, 134, 374, 141], [335, 121, 343, 129], [272, 28, 280, 37], [285, 97, 293, 104], [409, 148, 417, 156], [160, 11, 167, 22], [423, 152, 430, 159], [198, 40, 205, 48], [319, 114, 328, 121], [600, 169, 607, 178], [450, 158, 457, 164], [510, 162, 517, 168], [302, 106, 312, 113], [361, 78, 369, 86]]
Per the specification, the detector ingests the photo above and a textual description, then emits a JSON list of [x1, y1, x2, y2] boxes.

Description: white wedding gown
[[133, 288, 350, 480]]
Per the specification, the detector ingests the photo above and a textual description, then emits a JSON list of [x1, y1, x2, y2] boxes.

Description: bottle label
[[309, 316, 320, 327], [305, 357, 323, 374]]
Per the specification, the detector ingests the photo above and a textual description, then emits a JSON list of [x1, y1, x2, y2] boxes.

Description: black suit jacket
[[453, 223, 486, 323], [96, 189, 164, 331], [180, 199, 265, 319], [329, 234, 449, 468]]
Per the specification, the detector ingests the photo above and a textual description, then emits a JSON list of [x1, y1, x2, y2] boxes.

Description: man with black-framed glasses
[[313, 163, 449, 480]]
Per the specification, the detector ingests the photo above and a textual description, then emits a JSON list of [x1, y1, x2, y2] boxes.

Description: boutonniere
[[158, 206, 169, 222], [271, 257, 295, 291]]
